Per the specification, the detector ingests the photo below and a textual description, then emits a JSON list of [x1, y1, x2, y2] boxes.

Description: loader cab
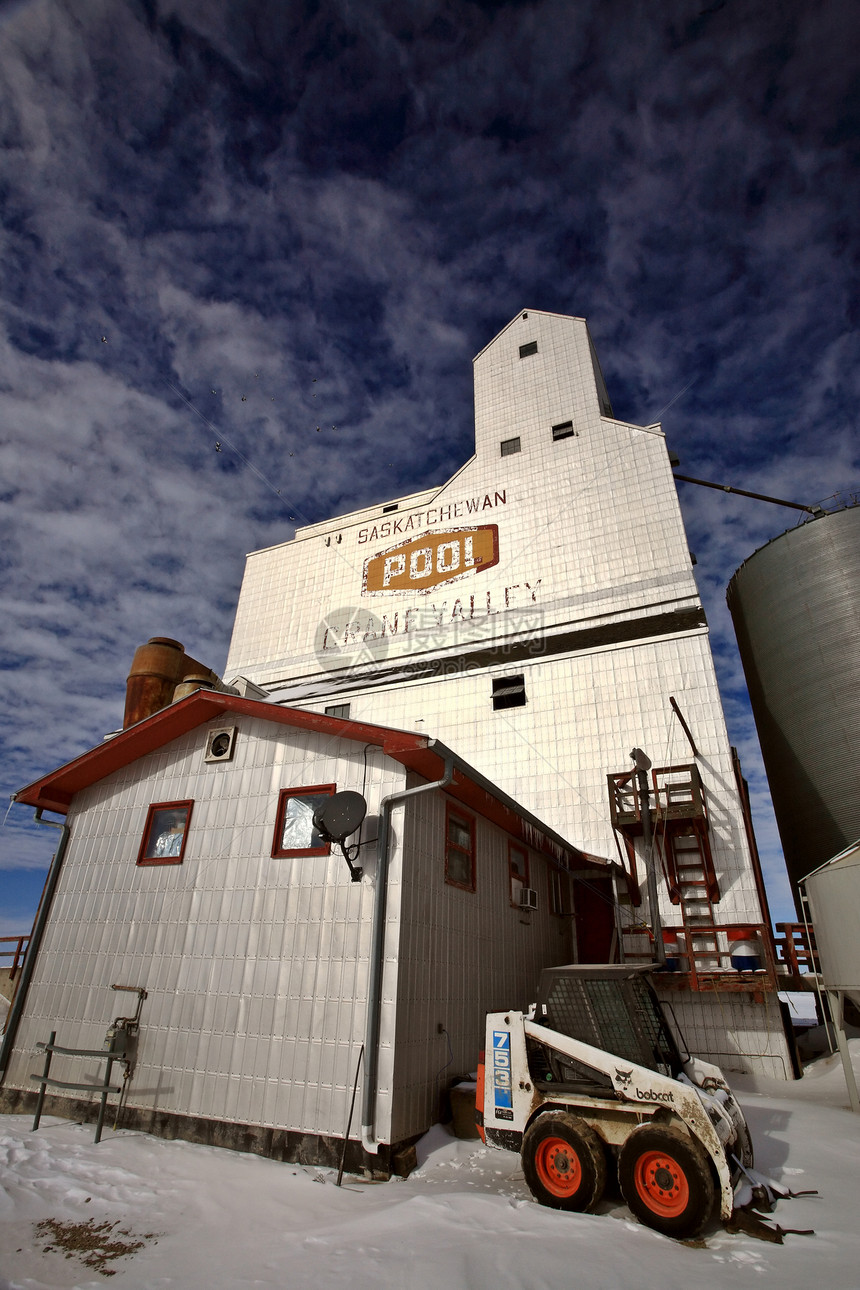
[[531, 965, 684, 1081]]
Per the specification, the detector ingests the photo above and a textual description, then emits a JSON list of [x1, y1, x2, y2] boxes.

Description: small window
[[519, 340, 538, 358], [445, 804, 475, 892], [551, 421, 576, 441], [325, 703, 351, 719], [492, 675, 526, 710], [549, 866, 571, 916], [382, 504, 398, 513], [272, 784, 335, 857], [500, 437, 521, 457], [137, 801, 193, 866], [509, 843, 530, 907]]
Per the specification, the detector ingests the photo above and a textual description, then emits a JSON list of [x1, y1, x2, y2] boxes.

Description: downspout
[[0, 807, 70, 1081], [361, 746, 454, 1154]]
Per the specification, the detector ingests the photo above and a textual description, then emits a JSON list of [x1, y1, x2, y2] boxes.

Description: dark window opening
[[272, 784, 335, 857], [493, 675, 526, 710], [382, 504, 398, 513], [549, 867, 571, 916], [500, 437, 521, 457], [552, 421, 576, 441], [138, 801, 193, 866], [325, 703, 351, 719], [509, 843, 530, 907], [519, 340, 538, 358], [445, 805, 475, 892]]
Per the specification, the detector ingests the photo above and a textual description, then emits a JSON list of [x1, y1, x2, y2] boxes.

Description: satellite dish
[[313, 791, 367, 844]]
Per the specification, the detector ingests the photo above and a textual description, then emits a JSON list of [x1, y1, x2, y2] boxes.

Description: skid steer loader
[[476, 965, 754, 1239]]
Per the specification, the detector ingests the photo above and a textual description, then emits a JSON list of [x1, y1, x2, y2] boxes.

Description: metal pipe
[[31, 1031, 55, 1129], [361, 746, 455, 1154], [798, 881, 834, 1055], [669, 696, 699, 757], [636, 767, 665, 967], [827, 990, 860, 1114], [630, 748, 664, 967], [336, 1044, 364, 1186], [673, 474, 822, 515], [0, 809, 70, 1081]]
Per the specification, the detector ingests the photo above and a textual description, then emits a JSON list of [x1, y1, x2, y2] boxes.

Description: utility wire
[[164, 380, 298, 513]]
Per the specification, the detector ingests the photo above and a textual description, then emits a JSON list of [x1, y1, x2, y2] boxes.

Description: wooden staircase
[[664, 829, 720, 971], [609, 763, 721, 974], [608, 761, 779, 992]]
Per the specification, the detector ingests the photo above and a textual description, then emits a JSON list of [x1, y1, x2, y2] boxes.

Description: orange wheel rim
[[633, 1150, 690, 1217], [535, 1136, 582, 1197]]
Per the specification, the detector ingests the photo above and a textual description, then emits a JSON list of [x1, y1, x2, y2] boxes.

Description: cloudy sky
[[2, 0, 858, 933]]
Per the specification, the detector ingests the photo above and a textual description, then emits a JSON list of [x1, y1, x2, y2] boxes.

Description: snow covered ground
[[2, 1038, 860, 1289]]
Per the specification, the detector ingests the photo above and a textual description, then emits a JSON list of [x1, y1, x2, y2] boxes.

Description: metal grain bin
[[727, 506, 860, 912], [803, 842, 860, 1011]]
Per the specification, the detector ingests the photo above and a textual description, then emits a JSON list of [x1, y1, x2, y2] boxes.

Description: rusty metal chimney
[[172, 674, 217, 703], [123, 638, 220, 728]]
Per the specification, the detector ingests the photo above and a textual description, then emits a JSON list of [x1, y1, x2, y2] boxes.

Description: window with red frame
[[509, 843, 529, 906], [445, 805, 475, 891], [272, 784, 335, 857], [137, 800, 193, 866]]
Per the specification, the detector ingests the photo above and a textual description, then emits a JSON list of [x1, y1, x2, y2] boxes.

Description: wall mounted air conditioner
[[204, 726, 237, 763], [519, 888, 538, 911]]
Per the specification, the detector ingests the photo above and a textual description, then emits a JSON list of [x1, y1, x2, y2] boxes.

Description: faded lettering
[[409, 547, 432, 580], [383, 554, 406, 587], [364, 525, 499, 595], [358, 489, 507, 547], [437, 541, 460, 574]]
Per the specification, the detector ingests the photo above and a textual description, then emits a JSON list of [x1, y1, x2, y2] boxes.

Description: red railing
[[774, 922, 820, 975], [625, 920, 822, 989], [0, 935, 30, 979], [623, 922, 779, 992]]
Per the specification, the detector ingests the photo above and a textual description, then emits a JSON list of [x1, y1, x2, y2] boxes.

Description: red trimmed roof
[[15, 691, 607, 874], [14, 692, 435, 811]]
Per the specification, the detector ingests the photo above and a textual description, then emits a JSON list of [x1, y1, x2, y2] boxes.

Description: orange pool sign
[[363, 525, 499, 595]]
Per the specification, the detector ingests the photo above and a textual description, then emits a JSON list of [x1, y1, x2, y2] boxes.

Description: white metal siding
[[389, 785, 573, 1141], [654, 988, 791, 1081], [223, 312, 764, 933], [5, 718, 405, 1141], [284, 636, 762, 926]]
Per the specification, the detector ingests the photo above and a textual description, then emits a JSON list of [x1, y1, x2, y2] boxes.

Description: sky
[[1, 0, 859, 933]]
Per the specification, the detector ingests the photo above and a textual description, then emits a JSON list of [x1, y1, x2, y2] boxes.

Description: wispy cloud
[[1, 0, 858, 927]]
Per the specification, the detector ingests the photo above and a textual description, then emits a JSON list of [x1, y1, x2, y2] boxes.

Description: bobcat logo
[[614, 1068, 633, 1088]]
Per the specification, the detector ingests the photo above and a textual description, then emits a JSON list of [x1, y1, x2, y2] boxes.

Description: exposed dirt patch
[[34, 1216, 156, 1276]]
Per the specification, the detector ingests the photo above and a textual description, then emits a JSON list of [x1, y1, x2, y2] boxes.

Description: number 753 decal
[[492, 1030, 512, 1108]]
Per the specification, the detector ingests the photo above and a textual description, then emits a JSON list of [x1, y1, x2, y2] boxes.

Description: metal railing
[[30, 1031, 124, 1144], [651, 765, 707, 820], [608, 763, 708, 831], [0, 935, 29, 979]]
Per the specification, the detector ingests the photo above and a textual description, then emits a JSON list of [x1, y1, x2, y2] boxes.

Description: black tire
[[521, 1111, 607, 1212], [618, 1123, 716, 1239]]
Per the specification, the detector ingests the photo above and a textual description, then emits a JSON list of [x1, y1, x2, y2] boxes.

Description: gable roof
[[472, 308, 589, 362], [14, 691, 608, 876]]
